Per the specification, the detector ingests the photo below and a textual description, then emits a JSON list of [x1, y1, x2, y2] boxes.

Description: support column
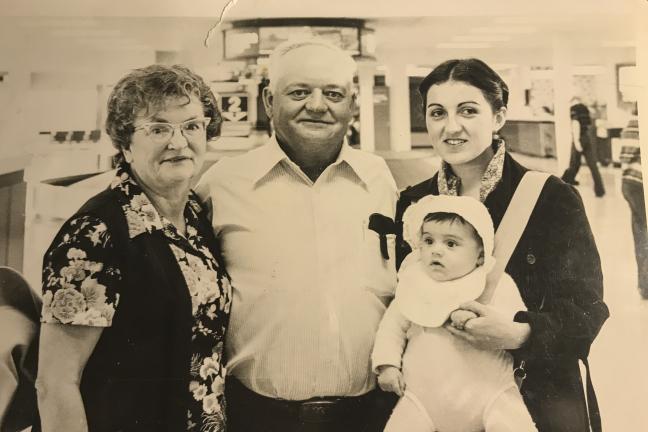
[[0, 53, 30, 160], [637, 0, 648, 208], [387, 60, 412, 152], [357, 61, 376, 152], [552, 37, 573, 174]]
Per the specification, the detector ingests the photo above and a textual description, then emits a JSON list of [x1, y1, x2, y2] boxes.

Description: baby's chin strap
[[477, 171, 550, 304]]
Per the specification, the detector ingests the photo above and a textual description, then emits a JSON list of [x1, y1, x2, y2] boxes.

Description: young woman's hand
[[376, 365, 405, 397], [444, 301, 531, 350]]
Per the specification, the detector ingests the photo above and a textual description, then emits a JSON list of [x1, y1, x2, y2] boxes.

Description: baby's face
[[419, 220, 483, 282]]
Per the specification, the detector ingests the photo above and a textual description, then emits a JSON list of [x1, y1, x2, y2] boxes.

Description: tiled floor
[[390, 151, 648, 430]]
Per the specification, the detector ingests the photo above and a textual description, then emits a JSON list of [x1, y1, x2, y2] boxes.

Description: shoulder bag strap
[[477, 171, 551, 304]]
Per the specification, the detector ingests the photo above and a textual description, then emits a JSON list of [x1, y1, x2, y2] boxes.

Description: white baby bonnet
[[396, 195, 496, 327]]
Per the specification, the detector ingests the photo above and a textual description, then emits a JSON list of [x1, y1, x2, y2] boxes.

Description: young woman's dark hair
[[418, 58, 509, 114]]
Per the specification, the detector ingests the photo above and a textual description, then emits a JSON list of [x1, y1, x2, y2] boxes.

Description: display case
[[223, 18, 375, 60]]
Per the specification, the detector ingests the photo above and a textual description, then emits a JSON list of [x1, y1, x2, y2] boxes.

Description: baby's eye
[[446, 240, 457, 248], [424, 238, 434, 245]]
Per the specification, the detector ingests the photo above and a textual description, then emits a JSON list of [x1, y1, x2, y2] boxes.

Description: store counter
[[0, 155, 30, 272], [500, 120, 556, 158]]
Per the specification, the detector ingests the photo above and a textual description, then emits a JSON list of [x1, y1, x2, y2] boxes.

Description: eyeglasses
[[133, 117, 211, 144]]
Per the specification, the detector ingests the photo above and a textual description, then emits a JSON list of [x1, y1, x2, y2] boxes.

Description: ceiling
[[0, 0, 641, 74]]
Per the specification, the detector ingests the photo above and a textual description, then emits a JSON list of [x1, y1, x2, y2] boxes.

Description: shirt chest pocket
[[361, 217, 397, 298]]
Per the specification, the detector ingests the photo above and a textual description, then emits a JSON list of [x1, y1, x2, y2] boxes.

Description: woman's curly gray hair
[[105, 64, 221, 162]]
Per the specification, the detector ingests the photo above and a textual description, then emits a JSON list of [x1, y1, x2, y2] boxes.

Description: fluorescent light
[[492, 16, 534, 25], [20, 18, 100, 29], [75, 39, 149, 51], [491, 63, 519, 70], [601, 40, 635, 47], [436, 42, 493, 49], [452, 35, 511, 43], [470, 26, 537, 34], [572, 65, 606, 75], [51, 29, 122, 38]]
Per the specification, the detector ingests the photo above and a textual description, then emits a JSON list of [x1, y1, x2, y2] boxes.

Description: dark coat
[[395, 153, 609, 432]]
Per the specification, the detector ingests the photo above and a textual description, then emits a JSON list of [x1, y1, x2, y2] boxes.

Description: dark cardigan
[[44, 187, 220, 432], [396, 153, 609, 432]]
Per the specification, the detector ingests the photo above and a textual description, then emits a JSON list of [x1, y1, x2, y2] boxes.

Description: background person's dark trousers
[[561, 142, 606, 196], [622, 179, 648, 298], [225, 378, 398, 432]]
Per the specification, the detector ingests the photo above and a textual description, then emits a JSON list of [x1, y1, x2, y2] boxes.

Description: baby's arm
[[376, 365, 405, 397], [371, 302, 411, 396]]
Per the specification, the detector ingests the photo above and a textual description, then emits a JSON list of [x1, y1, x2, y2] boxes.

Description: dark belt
[[226, 377, 377, 424]]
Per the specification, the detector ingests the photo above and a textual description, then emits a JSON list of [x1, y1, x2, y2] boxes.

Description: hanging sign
[[221, 93, 249, 122]]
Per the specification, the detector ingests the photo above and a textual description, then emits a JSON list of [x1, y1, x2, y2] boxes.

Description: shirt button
[[526, 253, 536, 265]]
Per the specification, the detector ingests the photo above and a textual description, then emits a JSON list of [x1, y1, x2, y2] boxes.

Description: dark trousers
[[622, 179, 648, 297], [225, 378, 398, 432], [562, 141, 605, 196]]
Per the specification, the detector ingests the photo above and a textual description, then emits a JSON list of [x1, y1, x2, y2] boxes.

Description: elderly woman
[[395, 59, 609, 432], [36, 65, 231, 432]]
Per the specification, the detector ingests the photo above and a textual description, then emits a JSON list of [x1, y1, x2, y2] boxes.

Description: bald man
[[197, 39, 399, 431]]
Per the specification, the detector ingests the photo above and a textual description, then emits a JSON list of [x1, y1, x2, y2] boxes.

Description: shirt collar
[[251, 134, 374, 187], [110, 162, 165, 238], [438, 138, 506, 202]]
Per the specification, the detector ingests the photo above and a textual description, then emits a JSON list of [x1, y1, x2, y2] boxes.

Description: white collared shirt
[[196, 136, 398, 399]]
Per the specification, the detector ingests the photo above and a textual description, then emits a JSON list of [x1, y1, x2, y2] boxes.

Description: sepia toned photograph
[[1, 0, 647, 431]]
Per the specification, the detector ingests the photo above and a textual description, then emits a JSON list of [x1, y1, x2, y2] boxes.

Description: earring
[[123, 150, 133, 163]]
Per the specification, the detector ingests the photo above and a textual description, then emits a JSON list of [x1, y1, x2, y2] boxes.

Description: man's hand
[[449, 309, 477, 330], [376, 365, 405, 397]]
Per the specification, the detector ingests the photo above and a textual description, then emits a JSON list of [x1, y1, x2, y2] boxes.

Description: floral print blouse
[[41, 162, 232, 432]]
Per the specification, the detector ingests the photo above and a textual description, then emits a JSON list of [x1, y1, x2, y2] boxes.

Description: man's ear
[[262, 87, 274, 119]]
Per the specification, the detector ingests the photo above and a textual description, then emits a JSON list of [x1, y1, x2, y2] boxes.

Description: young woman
[[395, 58, 609, 432]]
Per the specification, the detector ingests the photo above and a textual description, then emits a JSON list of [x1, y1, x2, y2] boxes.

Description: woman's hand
[[376, 365, 405, 397], [444, 301, 531, 350]]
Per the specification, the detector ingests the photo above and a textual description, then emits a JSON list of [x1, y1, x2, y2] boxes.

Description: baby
[[372, 195, 536, 432]]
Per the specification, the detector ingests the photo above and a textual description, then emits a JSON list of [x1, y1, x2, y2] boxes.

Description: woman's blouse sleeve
[[514, 180, 609, 360], [41, 215, 122, 327]]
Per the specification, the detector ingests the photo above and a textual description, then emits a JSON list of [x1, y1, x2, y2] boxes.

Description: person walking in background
[[196, 38, 399, 432], [561, 97, 606, 197], [620, 117, 647, 299]]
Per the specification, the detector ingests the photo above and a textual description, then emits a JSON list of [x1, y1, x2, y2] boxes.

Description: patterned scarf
[[438, 138, 506, 202]]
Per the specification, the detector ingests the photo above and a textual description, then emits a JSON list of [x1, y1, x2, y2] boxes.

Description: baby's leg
[[384, 391, 436, 432], [483, 387, 537, 432]]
